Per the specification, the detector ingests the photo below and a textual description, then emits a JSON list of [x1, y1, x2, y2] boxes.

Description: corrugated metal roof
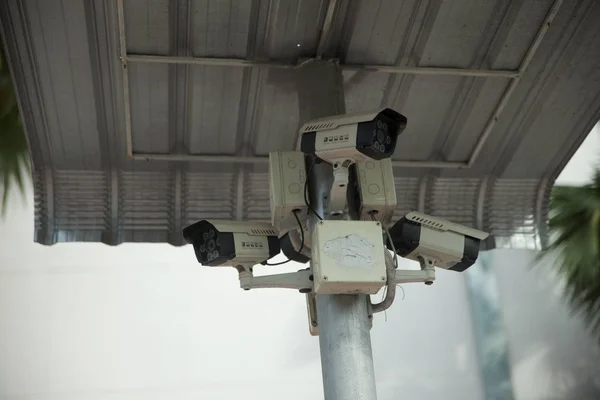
[[2, 0, 600, 247]]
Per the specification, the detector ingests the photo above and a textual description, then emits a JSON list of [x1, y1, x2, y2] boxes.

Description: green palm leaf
[[541, 170, 600, 340], [0, 40, 31, 216]]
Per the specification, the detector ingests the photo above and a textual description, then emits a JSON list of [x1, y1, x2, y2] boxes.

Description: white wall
[[491, 249, 600, 400], [0, 186, 483, 400], [4, 189, 600, 400]]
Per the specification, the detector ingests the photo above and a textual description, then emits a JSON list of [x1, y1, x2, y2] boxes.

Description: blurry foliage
[[0, 40, 30, 216], [541, 170, 600, 341]]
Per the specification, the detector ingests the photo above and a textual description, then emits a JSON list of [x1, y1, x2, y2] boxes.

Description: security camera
[[299, 108, 407, 164], [386, 212, 489, 272], [183, 220, 280, 267]]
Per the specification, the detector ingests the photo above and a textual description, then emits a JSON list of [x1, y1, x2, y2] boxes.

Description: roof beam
[[125, 54, 519, 78], [129, 153, 466, 169], [116, 0, 133, 158], [315, 0, 340, 59]]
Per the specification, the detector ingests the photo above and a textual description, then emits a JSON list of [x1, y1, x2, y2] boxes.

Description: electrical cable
[[370, 212, 398, 269], [372, 250, 396, 314], [385, 227, 399, 269], [295, 209, 305, 255], [262, 210, 304, 266], [304, 158, 323, 220], [396, 283, 406, 300], [371, 213, 399, 314]]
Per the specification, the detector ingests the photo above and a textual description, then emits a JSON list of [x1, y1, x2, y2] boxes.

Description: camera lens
[[203, 232, 209, 240], [209, 229, 215, 238], [207, 239, 216, 252], [200, 245, 206, 253], [373, 142, 380, 151], [376, 130, 385, 143]]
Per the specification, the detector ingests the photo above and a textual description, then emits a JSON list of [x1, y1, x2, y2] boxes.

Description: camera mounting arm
[[329, 159, 353, 217], [237, 267, 313, 292], [395, 256, 436, 285]]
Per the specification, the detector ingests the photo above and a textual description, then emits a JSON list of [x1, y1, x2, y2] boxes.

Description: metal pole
[[296, 59, 378, 400], [317, 295, 378, 399]]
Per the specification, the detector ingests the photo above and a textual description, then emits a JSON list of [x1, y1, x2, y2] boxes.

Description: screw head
[[323, 275, 328, 281], [319, 220, 324, 225], [381, 276, 386, 281], [376, 222, 381, 226]]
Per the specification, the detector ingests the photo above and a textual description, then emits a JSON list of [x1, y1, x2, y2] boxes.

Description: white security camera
[[183, 220, 280, 267], [386, 212, 489, 272], [299, 108, 407, 217], [299, 108, 407, 164]]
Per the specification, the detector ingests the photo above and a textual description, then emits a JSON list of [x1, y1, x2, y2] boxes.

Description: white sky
[[0, 122, 598, 399], [556, 123, 600, 185]]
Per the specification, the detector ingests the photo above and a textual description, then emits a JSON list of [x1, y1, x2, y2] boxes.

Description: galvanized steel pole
[[316, 294, 377, 399], [296, 59, 378, 400]]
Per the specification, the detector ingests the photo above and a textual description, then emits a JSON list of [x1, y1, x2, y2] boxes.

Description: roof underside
[[2, 0, 600, 247]]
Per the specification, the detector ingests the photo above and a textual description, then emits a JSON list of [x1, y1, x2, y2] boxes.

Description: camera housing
[[183, 220, 280, 267], [312, 220, 387, 294], [269, 151, 307, 232], [386, 212, 489, 272], [348, 158, 397, 224], [299, 108, 407, 164]]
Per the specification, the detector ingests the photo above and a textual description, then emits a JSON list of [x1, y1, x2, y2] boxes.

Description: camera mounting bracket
[[238, 268, 313, 292], [329, 158, 353, 218]]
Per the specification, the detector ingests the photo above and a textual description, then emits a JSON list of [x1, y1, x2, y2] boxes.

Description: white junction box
[[269, 151, 307, 232], [355, 159, 397, 224], [312, 220, 386, 295]]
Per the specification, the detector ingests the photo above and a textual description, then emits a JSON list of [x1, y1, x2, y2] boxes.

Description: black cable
[[264, 157, 318, 266], [262, 258, 290, 266], [294, 209, 305, 255], [262, 210, 304, 266], [304, 158, 323, 220]]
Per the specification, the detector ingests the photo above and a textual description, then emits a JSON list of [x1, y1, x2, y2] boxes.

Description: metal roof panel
[[252, 68, 299, 155], [191, 0, 252, 58], [187, 65, 245, 154], [125, 0, 170, 55], [489, 1, 554, 70], [263, 0, 328, 60], [2, 0, 599, 248], [129, 63, 170, 153]]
